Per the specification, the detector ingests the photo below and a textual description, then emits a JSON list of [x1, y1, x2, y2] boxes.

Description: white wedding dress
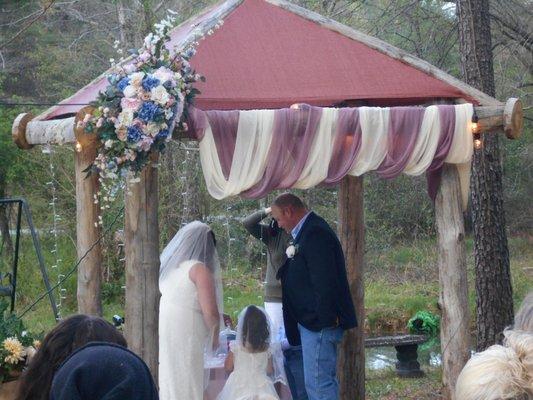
[[159, 260, 208, 400], [216, 341, 280, 400]]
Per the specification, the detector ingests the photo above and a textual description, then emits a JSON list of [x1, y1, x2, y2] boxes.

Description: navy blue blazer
[[277, 212, 357, 345]]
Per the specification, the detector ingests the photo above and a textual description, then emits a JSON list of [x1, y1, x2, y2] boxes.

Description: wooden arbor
[[9, 0, 525, 397], [12, 98, 523, 396]]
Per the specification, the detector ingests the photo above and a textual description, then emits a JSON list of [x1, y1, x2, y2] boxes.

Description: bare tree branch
[[0, 0, 56, 50]]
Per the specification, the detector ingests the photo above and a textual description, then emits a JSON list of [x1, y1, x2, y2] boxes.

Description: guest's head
[[271, 193, 308, 233], [50, 342, 158, 400], [239, 305, 271, 352], [514, 292, 533, 332], [455, 329, 533, 400], [16, 314, 127, 400]]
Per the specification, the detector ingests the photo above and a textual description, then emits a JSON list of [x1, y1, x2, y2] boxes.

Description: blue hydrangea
[[141, 75, 160, 91], [137, 101, 163, 122], [156, 129, 169, 140], [127, 125, 143, 143], [117, 77, 130, 91]]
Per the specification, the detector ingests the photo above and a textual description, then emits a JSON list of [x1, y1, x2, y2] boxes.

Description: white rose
[[150, 85, 170, 105], [145, 122, 160, 137], [118, 109, 134, 126], [104, 139, 115, 148], [123, 85, 137, 98], [153, 67, 173, 83], [286, 245, 296, 259], [129, 72, 145, 87]]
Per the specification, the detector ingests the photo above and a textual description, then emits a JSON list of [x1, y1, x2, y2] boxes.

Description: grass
[[366, 368, 444, 399], [364, 236, 533, 335]]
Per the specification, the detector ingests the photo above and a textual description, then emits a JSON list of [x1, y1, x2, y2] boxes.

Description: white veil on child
[[236, 305, 287, 385]]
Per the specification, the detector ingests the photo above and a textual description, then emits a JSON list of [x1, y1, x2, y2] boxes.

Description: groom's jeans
[[298, 324, 344, 400], [283, 346, 308, 400]]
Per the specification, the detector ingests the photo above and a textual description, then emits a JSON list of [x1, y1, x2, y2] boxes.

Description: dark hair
[[16, 314, 127, 400], [241, 305, 270, 352], [273, 193, 306, 210], [269, 218, 280, 236]]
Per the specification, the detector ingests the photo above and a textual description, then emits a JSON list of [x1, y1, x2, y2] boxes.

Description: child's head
[[240, 305, 270, 352]]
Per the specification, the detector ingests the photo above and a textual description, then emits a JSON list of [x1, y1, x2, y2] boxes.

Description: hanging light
[[75, 141, 83, 153], [471, 112, 482, 149], [473, 133, 482, 150]]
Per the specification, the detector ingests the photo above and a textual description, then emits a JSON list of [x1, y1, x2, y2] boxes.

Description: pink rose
[[123, 64, 136, 74], [121, 97, 142, 111], [138, 136, 153, 152], [138, 51, 151, 63]]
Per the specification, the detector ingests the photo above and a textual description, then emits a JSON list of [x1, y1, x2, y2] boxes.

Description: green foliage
[[0, 300, 30, 345], [407, 310, 440, 337], [0, 299, 40, 382]]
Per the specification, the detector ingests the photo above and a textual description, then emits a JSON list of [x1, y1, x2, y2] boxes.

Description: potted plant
[[0, 301, 40, 400]]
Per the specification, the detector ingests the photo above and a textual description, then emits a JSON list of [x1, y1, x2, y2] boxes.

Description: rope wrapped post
[[124, 153, 160, 381], [74, 106, 103, 316], [337, 175, 365, 400], [435, 164, 470, 400]]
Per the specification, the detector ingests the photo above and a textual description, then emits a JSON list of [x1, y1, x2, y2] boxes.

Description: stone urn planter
[[0, 380, 19, 400]]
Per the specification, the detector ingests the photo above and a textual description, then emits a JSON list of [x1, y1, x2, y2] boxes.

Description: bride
[[159, 221, 223, 400]]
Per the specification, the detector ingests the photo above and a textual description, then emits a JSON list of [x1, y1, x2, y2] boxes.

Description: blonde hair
[[455, 330, 533, 400]]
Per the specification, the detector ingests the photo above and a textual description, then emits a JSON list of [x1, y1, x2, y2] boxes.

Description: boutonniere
[[286, 242, 299, 259]]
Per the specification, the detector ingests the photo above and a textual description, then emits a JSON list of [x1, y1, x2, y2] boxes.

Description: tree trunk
[[435, 165, 470, 400], [337, 176, 365, 400], [457, 0, 514, 350], [116, 0, 146, 48], [75, 141, 103, 316], [124, 161, 160, 381]]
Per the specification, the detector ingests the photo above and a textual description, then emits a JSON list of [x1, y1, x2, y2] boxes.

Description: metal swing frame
[[0, 198, 59, 320]]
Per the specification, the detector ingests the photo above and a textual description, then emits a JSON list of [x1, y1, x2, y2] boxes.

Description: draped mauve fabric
[[186, 103, 473, 209]]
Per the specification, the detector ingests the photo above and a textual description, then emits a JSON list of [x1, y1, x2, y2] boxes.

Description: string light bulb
[[75, 141, 83, 153], [471, 112, 481, 149], [473, 131, 482, 150]]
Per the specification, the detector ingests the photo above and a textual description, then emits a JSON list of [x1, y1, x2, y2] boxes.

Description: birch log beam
[[338, 175, 365, 400], [11, 98, 524, 149], [12, 114, 76, 147], [74, 107, 103, 316], [124, 157, 160, 382], [435, 164, 470, 400]]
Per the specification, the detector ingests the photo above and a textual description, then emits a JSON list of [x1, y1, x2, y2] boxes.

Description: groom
[[272, 193, 357, 400]]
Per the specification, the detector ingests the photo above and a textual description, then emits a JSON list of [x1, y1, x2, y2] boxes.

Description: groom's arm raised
[[190, 263, 220, 348]]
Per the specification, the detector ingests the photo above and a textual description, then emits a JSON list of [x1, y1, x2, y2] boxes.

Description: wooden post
[[74, 107, 103, 316], [435, 164, 470, 400], [338, 175, 365, 400], [124, 157, 160, 381]]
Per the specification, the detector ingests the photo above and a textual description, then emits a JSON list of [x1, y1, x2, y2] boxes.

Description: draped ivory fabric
[[191, 103, 473, 209]]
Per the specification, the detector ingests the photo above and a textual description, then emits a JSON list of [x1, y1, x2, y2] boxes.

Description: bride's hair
[[241, 305, 270, 352], [455, 329, 533, 400]]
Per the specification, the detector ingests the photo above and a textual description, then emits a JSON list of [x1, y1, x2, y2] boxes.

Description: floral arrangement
[[0, 301, 40, 382], [77, 11, 213, 187]]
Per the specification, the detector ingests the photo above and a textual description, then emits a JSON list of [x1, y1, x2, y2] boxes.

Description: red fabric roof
[[40, 0, 472, 120]]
